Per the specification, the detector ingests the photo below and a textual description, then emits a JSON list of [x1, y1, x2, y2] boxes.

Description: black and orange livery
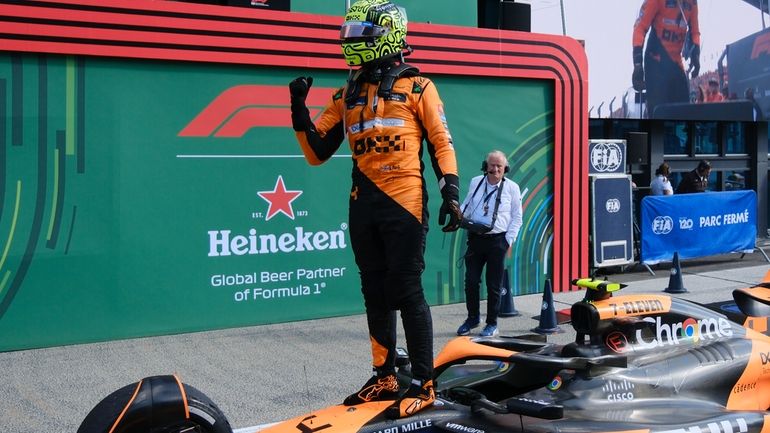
[[632, 0, 700, 114], [81, 271, 770, 433], [291, 63, 458, 385], [296, 73, 457, 223], [633, 0, 700, 69], [255, 272, 770, 433]]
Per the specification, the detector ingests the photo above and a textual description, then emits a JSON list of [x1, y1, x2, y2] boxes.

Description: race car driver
[[288, 0, 462, 420], [632, 0, 701, 117]]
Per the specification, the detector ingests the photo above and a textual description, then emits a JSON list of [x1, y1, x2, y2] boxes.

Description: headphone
[[481, 160, 510, 174]]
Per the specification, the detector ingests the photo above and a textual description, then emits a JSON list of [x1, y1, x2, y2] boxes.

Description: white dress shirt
[[460, 175, 523, 245], [650, 175, 673, 196]]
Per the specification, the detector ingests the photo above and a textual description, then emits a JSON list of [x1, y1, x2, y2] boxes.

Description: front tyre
[[78, 375, 232, 433]]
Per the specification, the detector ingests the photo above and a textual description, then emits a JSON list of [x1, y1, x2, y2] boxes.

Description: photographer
[[457, 151, 522, 337]]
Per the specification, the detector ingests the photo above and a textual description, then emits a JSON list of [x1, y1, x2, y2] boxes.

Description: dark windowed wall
[[589, 118, 769, 237]]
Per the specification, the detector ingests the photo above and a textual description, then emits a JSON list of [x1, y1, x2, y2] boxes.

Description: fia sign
[[589, 140, 626, 175]]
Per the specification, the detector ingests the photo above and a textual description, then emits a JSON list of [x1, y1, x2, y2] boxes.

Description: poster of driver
[[533, 0, 768, 121]]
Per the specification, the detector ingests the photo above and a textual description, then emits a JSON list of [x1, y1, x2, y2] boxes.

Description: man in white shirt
[[456, 150, 523, 337]]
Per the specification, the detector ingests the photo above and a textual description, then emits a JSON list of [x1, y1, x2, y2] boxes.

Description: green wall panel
[[0, 53, 552, 350]]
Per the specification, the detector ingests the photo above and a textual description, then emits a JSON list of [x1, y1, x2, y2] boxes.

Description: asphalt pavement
[[1, 249, 769, 433]]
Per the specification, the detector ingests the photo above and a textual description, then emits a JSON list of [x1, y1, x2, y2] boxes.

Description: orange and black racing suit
[[291, 63, 459, 382], [633, 0, 700, 116]]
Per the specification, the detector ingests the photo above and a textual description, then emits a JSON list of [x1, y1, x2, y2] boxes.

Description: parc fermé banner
[[0, 54, 554, 350], [640, 191, 757, 265]]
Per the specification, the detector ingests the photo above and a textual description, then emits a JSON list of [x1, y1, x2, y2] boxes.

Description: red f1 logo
[[751, 32, 770, 59], [178, 85, 332, 137]]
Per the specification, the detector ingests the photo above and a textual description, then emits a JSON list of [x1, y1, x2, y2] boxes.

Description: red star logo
[[257, 176, 302, 221]]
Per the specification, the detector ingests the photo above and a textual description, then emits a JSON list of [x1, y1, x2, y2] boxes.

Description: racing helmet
[[340, 0, 408, 67]]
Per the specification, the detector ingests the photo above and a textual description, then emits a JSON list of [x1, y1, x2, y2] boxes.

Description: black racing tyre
[[177, 384, 233, 433], [79, 381, 138, 433], [78, 378, 233, 433]]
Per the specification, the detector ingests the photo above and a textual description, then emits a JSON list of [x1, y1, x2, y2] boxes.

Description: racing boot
[[343, 373, 400, 406], [385, 379, 434, 419]]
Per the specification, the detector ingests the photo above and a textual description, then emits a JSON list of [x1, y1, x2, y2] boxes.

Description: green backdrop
[[0, 53, 552, 350]]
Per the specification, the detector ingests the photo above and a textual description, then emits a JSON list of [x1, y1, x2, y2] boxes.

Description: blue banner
[[640, 191, 756, 264]]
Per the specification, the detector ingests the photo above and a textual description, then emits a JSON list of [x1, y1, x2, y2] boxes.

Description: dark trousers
[[464, 233, 508, 326], [644, 35, 689, 118], [349, 185, 433, 381]]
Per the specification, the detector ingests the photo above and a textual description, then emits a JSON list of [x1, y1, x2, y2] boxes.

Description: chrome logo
[[547, 376, 563, 391], [636, 316, 733, 349], [682, 318, 700, 342]]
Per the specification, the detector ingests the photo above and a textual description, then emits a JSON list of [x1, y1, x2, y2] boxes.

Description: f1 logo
[[752, 32, 770, 59], [178, 85, 332, 137]]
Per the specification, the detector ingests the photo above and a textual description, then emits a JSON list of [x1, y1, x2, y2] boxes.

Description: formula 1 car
[[78, 274, 770, 433]]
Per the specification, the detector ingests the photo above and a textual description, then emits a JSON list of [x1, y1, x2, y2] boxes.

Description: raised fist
[[289, 76, 314, 101]]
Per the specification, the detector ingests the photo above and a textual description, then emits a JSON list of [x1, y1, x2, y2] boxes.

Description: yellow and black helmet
[[340, 0, 408, 66]]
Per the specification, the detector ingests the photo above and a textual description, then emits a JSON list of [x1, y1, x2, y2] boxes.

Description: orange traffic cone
[[664, 251, 688, 294], [532, 279, 562, 334]]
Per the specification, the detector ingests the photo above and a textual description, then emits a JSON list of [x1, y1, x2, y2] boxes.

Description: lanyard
[[463, 178, 505, 225], [482, 183, 498, 216]]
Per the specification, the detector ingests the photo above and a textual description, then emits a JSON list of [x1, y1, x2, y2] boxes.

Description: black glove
[[632, 64, 645, 92], [439, 199, 462, 232], [289, 76, 314, 132], [632, 46, 645, 91], [689, 45, 700, 79], [438, 174, 462, 232], [289, 76, 313, 102]]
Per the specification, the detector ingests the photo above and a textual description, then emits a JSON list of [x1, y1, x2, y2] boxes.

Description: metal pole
[[560, 0, 567, 35], [345, 0, 350, 12], [609, 97, 616, 119]]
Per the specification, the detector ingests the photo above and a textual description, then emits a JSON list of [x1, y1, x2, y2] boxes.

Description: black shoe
[[343, 373, 400, 406], [385, 379, 435, 419]]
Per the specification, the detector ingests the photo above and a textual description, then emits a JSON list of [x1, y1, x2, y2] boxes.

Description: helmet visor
[[340, 21, 389, 39]]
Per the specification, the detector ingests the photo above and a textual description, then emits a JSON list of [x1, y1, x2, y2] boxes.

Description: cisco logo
[[602, 379, 635, 402], [590, 142, 623, 172], [606, 198, 620, 213], [652, 216, 674, 235]]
